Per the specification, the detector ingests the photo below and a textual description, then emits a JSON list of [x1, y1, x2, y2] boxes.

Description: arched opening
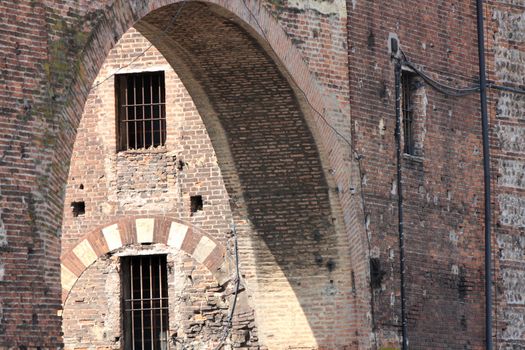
[[127, 5, 352, 347], [61, 217, 234, 348], [14, 0, 370, 348]]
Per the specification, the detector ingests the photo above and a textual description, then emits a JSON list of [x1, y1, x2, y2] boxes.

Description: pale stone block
[[61, 264, 77, 291], [102, 224, 122, 251], [499, 194, 525, 228], [73, 239, 98, 267], [167, 221, 188, 249], [136, 218, 155, 243], [192, 236, 216, 263]]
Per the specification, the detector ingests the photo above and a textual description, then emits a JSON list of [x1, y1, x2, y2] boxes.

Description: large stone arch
[[2, 0, 371, 348], [60, 216, 231, 303]]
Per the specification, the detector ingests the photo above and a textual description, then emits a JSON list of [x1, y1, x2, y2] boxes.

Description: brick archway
[[0, 0, 371, 348], [60, 217, 231, 303]]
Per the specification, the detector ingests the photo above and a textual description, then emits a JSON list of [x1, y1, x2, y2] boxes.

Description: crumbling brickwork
[[63, 246, 240, 349], [60, 29, 262, 349], [61, 28, 232, 251], [1, 0, 524, 349]]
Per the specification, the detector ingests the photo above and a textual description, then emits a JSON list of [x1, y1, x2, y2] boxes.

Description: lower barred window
[[121, 254, 169, 350]]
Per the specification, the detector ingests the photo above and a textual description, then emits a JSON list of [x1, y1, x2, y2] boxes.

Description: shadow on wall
[[59, 1, 361, 348], [132, 3, 352, 347]]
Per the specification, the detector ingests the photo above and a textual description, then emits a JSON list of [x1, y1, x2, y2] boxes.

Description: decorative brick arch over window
[[60, 217, 231, 303]]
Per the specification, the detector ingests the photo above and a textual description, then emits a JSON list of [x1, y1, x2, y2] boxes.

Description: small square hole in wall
[[72, 201, 85, 217], [190, 196, 203, 215]]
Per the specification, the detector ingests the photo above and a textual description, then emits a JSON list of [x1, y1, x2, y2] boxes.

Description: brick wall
[[61, 28, 232, 252], [347, 1, 488, 348], [63, 246, 241, 349], [59, 2, 358, 347], [2, 0, 524, 348], [134, 3, 357, 348], [60, 28, 252, 349]]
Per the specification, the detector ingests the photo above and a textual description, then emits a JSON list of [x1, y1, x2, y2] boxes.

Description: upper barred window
[[401, 70, 426, 158], [116, 71, 166, 151], [401, 71, 416, 155]]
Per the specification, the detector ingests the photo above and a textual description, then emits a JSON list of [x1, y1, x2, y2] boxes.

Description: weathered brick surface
[[61, 28, 232, 252], [63, 247, 238, 349], [60, 29, 259, 348], [347, 1, 488, 349], [133, 3, 356, 348], [1, 0, 524, 349], [0, 0, 63, 347], [56, 3, 356, 348]]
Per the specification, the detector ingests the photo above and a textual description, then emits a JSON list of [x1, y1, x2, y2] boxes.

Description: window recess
[[116, 71, 166, 151], [401, 71, 415, 155], [121, 254, 169, 350], [401, 70, 425, 158]]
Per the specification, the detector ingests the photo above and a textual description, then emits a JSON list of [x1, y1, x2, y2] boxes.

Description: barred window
[[116, 71, 166, 151], [401, 71, 416, 155], [122, 255, 169, 350]]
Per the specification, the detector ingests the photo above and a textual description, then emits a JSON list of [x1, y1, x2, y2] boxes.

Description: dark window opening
[[122, 255, 169, 350], [401, 71, 416, 155], [116, 71, 166, 151], [190, 195, 203, 214], [71, 201, 85, 217], [370, 258, 385, 289]]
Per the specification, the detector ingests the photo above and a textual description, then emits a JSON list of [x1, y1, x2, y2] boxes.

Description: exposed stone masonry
[[1, 0, 524, 348], [489, 0, 525, 346], [59, 28, 264, 349]]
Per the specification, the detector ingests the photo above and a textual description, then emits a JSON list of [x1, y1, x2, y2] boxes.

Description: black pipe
[[475, 1, 493, 349], [394, 61, 408, 350]]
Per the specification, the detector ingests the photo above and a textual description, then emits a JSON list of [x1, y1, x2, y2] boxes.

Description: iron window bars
[[401, 72, 415, 155], [122, 255, 169, 350], [116, 71, 166, 151]]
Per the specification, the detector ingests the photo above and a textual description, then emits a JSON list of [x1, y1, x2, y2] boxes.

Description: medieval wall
[[61, 28, 232, 253], [63, 245, 241, 350], [60, 29, 261, 349], [347, 1, 487, 349], [3, 0, 360, 344], [132, 3, 358, 349], [1, 0, 524, 349], [486, 0, 525, 348]]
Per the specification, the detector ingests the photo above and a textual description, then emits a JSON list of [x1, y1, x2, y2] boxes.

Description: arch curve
[[54, 0, 369, 347], [60, 216, 231, 303]]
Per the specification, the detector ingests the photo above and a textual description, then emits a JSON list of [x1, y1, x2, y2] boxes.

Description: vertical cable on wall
[[475, 0, 493, 349]]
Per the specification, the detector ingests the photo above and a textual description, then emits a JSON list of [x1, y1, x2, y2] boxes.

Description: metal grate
[[116, 71, 166, 151], [401, 72, 415, 155], [122, 255, 169, 350]]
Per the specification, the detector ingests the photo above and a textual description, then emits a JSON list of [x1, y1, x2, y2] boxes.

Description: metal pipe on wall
[[475, 1, 493, 349]]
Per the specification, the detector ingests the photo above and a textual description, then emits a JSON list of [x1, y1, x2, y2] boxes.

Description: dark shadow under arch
[[54, 1, 367, 348], [131, 4, 353, 347]]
